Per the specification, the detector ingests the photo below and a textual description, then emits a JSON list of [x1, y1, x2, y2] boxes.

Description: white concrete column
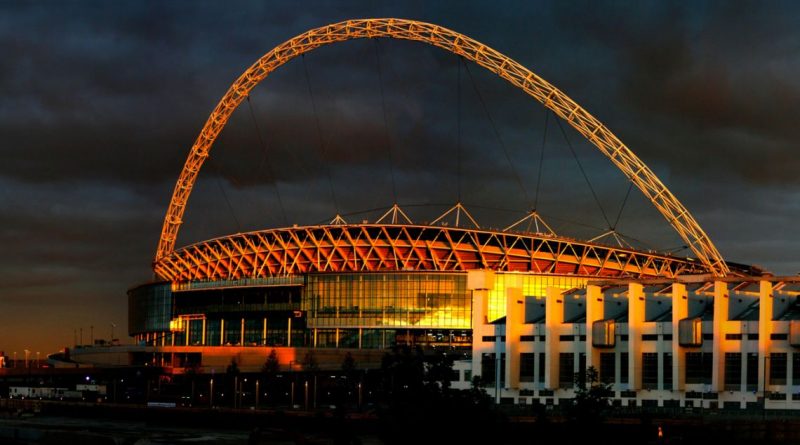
[[505, 286, 524, 389], [758, 280, 774, 394], [741, 323, 750, 394], [468, 270, 494, 379], [585, 284, 604, 372], [712, 281, 729, 392], [545, 286, 564, 389], [628, 283, 644, 391], [672, 283, 688, 391], [657, 321, 664, 391]]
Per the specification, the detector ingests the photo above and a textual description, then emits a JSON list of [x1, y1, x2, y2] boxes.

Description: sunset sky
[[2, 0, 799, 355]]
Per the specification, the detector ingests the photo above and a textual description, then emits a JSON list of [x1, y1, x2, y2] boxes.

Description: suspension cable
[[612, 181, 634, 230], [246, 96, 288, 226], [553, 116, 612, 228], [533, 109, 549, 210], [462, 59, 532, 208], [457, 55, 463, 202], [373, 40, 398, 204], [208, 158, 242, 233], [301, 54, 340, 215]]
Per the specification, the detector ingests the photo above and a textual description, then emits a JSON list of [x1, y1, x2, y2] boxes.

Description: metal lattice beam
[[154, 224, 708, 282], [155, 18, 728, 276]]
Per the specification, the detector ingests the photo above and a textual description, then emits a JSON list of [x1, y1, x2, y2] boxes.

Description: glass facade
[[128, 272, 588, 353], [128, 283, 172, 335], [486, 274, 586, 322], [304, 273, 470, 329]]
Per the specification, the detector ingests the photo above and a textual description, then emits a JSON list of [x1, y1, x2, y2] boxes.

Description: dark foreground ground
[[1, 400, 799, 445]]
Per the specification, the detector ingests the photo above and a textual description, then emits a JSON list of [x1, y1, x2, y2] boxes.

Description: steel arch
[[155, 18, 729, 276]]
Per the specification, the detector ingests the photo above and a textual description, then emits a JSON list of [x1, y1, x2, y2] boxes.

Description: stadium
[[96, 19, 800, 410]]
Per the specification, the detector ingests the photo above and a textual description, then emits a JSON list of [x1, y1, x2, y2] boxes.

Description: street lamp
[[209, 378, 214, 408], [24, 350, 30, 368]]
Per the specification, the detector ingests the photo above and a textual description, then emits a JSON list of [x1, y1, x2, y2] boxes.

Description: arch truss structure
[[155, 18, 729, 278], [154, 224, 708, 282]]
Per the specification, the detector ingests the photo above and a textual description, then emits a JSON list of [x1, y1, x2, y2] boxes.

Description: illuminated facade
[[466, 271, 800, 410], [111, 18, 798, 411], [131, 237, 696, 352]]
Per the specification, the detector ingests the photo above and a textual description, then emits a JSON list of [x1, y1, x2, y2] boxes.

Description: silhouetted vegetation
[[376, 345, 501, 444], [567, 365, 612, 426]]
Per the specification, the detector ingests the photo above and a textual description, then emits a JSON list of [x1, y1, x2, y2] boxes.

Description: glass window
[[481, 353, 505, 386], [770, 352, 788, 385], [317, 329, 337, 348], [685, 352, 713, 384], [620, 352, 629, 384], [128, 283, 172, 334], [361, 329, 382, 349], [244, 319, 262, 345], [339, 329, 359, 348], [663, 353, 673, 389], [266, 316, 288, 346], [559, 353, 574, 388], [724, 353, 742, 390], [746, 353, 759, 391], [538, 352, 545, 384], [206, 319, 221, 346], [642, 353, 658, 389], [304, 273, 470, 329], [223, 318, 241, 345], [188, 319, 203, 346], [520, 353, 535, 382], [600, 353, 615, 384]]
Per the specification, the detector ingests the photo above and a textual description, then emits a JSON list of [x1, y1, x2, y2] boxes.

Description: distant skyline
[[2, 0, 800, 355]]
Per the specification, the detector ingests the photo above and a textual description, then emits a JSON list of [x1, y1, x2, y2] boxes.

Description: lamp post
[[233, 376, 238, 409], [24, 350, 30, 369], [36, 352, 40, 368], [255, 379, 260, 409], [241, 378, 247, 409], [209, 378, 214, 408]]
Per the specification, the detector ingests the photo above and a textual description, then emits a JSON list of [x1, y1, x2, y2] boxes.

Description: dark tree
[[569, 365, 612, 427], [262, 349, 280, 375], [423, 350, 455, 391], [226, 358, 240, 376], [377, 346, 499, 445], [303, 350, 318, 372], [341, 352, 356, 375]]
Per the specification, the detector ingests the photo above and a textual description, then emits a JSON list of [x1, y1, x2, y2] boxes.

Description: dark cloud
[[1, 0, 799, 355]]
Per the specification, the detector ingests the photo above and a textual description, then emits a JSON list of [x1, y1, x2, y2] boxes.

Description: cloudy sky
[[2, 0, 799, 355]]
